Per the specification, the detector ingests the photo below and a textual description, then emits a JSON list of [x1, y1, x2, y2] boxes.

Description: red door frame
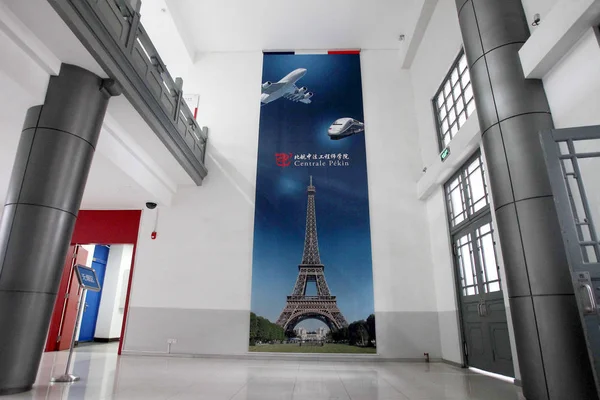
[[70, 210, 142, 355]]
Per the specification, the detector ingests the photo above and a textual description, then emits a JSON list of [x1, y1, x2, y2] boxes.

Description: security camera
[[145, 202, 158, 210]]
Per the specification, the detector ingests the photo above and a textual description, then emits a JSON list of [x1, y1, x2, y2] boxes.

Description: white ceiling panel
[[164, 0, 421, 53]]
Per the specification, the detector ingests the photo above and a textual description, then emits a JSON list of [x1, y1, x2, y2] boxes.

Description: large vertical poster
[[250, 52, 375, 354]]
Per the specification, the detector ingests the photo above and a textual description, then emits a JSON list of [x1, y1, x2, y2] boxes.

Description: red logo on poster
[[275, 153, 293, 167]]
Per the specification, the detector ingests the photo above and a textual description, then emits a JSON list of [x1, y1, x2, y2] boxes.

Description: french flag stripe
[[263, 50, 361, 55], [263, 51, 295, 55], [295, 50, 328, 55], [328, 50, 361, 55]]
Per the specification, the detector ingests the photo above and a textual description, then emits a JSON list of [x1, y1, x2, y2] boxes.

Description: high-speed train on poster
[[327, 118, 365, 140]]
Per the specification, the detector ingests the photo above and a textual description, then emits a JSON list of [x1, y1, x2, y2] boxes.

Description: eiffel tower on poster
[[276, 176, 348, 333]]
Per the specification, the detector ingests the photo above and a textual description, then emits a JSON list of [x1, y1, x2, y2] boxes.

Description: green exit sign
[[440, 147, 451, 162]]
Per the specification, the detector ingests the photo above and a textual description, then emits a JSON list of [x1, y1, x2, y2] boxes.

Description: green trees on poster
[[366, 314, 376, 344], [249, 313, 376, 348], [348, 320, 369, 346], [327, 314, 376, 347], [249, 312, 285, 345], [328, 326, 349, 342]]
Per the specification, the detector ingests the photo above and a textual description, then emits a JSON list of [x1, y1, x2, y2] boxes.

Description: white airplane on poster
[[328, 118, 365, 140], [260, 68, 313, 105]]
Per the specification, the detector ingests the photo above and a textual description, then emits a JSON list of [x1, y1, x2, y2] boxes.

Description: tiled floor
[[4, 343, 525, 400]]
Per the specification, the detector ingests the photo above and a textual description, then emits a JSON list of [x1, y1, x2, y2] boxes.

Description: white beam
[[399, 0, 439, 69], [0, 2, 60, 76], [99, 115, 178, 206], [520, 0, 600, 79]]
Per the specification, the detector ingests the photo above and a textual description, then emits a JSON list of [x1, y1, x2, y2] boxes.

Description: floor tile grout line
[[378, 371, 412, 400], [227, 381, 248, 400], [335, 365, 354, 400], [163, 380, 197, 400], [290, 364, 299, 400]]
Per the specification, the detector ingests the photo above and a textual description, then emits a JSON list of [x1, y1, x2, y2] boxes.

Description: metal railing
[[287, 296, 336, 301], [49, 0, 208, 183], [114, 0, 207, 164]]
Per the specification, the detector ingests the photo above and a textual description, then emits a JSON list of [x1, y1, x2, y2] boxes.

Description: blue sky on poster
[[251, 54, 375, 329]]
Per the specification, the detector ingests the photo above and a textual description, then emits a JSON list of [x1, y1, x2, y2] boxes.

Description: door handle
[[580, 283, 597, 315], [477, 300, 487, 317]]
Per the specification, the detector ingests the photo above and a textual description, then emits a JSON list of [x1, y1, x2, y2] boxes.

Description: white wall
[[123, 50, 441, 358], [423, 188, 462, 363], [521, 0, 560, 33], [412, 0, 464, 170], [544, 28, 600, 129], [409, 0, 464, 364], [95, 245, 133, 339], [123, 52, 261, 355], [362, 50, 441, 359]]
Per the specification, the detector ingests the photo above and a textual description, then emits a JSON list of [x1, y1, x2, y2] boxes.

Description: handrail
[[114, 0, 208, 162], [134, 22, 208, 162], [48, 0, 208, 183]]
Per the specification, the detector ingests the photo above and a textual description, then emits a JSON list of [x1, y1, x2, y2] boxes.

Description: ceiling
[[163, 0, 421, 53]]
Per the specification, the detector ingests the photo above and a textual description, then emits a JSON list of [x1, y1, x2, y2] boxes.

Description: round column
[[455, 1, 598, 399], [0, 64, 118, 394]]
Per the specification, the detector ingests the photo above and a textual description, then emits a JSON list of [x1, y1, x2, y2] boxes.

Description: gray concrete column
[[455, 1, 598, 399], [0, 64, 119, 395]]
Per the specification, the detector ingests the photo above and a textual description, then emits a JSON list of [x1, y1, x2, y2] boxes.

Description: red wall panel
[[71, 210, 142, 245]]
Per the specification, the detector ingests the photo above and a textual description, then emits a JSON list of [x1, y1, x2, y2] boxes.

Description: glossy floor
[[4, 343, 525, 400]]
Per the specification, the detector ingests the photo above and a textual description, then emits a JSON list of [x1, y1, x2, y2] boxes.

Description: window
[[433, 50, 476, 150], [475, 222, 501, 293], [446, 152, 501, 295], [445, 152, 489, 229], [455, 232, 478, 296]]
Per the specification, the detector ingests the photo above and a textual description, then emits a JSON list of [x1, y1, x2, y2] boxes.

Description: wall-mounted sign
[[440, 147, 451, 162], [75, 265, 101, 292]]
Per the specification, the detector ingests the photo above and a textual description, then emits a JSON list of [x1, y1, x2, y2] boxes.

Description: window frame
[[432, 49, 475, 152], [444, 150, 501, 297], [445, 151, 490, 234]]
